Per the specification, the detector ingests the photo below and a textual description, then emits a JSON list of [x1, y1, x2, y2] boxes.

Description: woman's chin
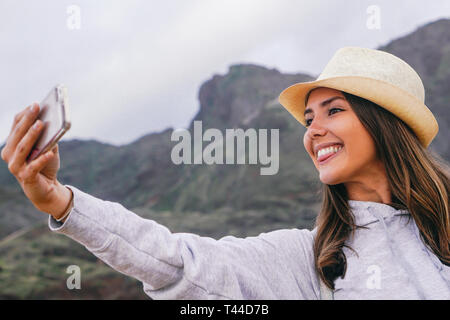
[[319, 172, 343, 185]]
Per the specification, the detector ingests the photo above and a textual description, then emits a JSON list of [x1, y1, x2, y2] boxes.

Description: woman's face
[[303, 87, 381, 185]]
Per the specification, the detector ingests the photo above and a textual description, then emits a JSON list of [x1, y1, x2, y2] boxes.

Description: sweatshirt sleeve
[[49, 185, 319, 300]]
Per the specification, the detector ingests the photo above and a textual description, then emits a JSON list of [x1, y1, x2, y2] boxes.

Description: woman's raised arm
[[49, 184, 319, 300]]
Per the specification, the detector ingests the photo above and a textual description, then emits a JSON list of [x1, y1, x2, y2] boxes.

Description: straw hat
[[278, 46, 438, 147]]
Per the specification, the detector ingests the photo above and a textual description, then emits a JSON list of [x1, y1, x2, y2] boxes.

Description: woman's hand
[[1, 103, 72, 219]]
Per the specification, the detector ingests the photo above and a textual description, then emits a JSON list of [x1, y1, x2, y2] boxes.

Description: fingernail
[[30, 103, 39, 113], [33, 121, 41, 130]]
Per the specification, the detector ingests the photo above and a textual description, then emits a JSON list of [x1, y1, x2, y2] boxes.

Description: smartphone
[[27, 84, 71, 162]]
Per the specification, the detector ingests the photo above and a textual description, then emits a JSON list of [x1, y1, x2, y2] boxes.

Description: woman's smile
[[318, 145, 344, 165]]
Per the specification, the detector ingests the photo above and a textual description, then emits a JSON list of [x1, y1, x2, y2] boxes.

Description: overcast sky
[[1, 0, 449, 146]]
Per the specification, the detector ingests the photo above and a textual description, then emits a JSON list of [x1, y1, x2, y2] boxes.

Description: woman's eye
[[305, 108, 343, 127], [329, 107, 343, 115]]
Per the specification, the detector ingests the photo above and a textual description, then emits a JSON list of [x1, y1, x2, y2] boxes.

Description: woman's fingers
[[11, 103, 36, 130], [16, 119, 45, 167], [6, 117, 45, 176], [1, 103, 40, 162], [10, 103, 41, 150], [21, 149, 54, 185]]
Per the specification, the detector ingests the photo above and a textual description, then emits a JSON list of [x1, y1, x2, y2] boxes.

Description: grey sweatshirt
[[48, 185, 450, 299]]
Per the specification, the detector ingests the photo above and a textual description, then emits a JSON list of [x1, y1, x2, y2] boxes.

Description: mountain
[[0, 18, 449, 299], [378, 18, 450, 159]]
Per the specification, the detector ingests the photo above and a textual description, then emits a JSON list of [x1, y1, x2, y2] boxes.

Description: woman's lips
[[318, 147, 344, 165]]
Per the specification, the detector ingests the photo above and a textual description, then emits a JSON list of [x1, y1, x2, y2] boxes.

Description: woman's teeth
[[317, 145, 343, 159]]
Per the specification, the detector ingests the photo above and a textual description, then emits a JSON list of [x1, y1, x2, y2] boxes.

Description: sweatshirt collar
[[347, 200, 410, 226], [347, 199, 425, 298]]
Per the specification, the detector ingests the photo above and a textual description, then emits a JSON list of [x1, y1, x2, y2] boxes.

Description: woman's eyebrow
[[304, 96, 345, 117]]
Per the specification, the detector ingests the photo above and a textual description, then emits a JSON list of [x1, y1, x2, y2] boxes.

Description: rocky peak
[[189, 64, 313, 131]]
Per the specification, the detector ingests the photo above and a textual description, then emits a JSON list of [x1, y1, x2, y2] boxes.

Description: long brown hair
[[308, 90, 450, 289]]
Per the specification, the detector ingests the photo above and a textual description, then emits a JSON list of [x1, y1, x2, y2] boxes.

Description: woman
[[1, 47, 449, 299]]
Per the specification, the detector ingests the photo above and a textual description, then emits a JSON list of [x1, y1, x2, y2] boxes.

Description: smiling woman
[[303, 87, 450, 292], [279, 46, 450, 297]]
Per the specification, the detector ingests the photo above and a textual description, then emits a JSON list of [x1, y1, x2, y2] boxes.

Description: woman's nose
[[307, 121, 327, 138]]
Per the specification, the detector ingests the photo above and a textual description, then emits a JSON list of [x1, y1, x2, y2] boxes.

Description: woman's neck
[[344, 173, 392, 204]]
